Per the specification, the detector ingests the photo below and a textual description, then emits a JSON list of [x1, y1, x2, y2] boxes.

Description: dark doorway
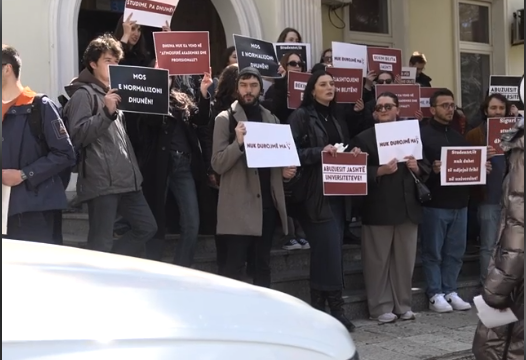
[[77, 0, 227, 72]]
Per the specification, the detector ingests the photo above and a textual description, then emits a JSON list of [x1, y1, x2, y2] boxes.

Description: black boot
[[310, 289, 327, 311], [326, 290, 356, 332]]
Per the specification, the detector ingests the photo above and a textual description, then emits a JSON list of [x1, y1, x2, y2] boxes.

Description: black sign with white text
[[489, 75, 524, 110], [274, 43, 311, 70], [233, 34, 280, 78], [109, 65, 170, 115]]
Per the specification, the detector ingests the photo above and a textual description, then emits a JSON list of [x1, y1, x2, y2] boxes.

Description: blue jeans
[[168, 152, 200, 267], [421, 207, 468, 298], [478, 203, 501, 284]]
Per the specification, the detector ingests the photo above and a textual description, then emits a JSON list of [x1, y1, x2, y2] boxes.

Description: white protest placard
[[440, 146, 487, 186], [400, 67, 417, 84], [124, 0, 179, 28], [474, 295, 518, 329], [2, 185, 11, 235], [243, 122, 300, 168], [375, 120, 423, 165], [331, 42, 368, 77]]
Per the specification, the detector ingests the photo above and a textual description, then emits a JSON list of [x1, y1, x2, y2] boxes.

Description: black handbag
[[409, 170, 432, 203]]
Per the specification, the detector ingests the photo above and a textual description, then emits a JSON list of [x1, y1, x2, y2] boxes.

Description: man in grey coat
[[64, 34, 157, 256]]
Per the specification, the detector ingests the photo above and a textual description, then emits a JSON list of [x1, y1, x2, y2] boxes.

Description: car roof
[[2, 240, 355, 358]]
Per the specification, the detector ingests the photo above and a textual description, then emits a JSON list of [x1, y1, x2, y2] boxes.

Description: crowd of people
[[2, 18, 524, 358]]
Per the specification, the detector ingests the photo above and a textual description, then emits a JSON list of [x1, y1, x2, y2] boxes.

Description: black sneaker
[[296, 238, 310, 249], [282, 239, 302, 250]]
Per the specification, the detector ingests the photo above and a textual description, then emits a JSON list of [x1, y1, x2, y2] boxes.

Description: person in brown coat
[[473, 118, 524, 360]]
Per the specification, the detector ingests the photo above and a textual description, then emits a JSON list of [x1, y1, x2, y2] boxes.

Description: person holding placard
[[211, 67, 294, 288], [420, 89, 480, 312], [465, 94, 513, 285], [350, 92, 429, 323], [63, 34, 157, 256], [288, 70, 358, 332]]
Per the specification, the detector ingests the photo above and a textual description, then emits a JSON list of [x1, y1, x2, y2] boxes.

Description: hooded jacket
[[473, 118, 524, 360], [63, 68, 143, 203]]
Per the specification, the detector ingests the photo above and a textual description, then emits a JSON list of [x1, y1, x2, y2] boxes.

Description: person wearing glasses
[[350, 92, 428, 323], [420, 89, 492, 313]]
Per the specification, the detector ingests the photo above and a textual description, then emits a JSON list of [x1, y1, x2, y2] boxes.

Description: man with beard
[[211, 67, 296, 287]]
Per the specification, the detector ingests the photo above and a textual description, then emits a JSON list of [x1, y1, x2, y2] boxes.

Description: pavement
[[352, 309, 479, 360]]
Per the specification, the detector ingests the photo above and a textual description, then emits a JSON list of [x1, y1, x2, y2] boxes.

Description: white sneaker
[[429, 294, 454, 313], [296, 238, 310, 250], [370, 313, 397, 323], [445, 292, 472, 311], [399, 311, 416, 321]]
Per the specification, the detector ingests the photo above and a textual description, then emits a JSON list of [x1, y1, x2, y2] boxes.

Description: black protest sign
[[109, 65, 170, 115], [489, 75, 524, 110], [274, 43, 312, 70], [233, 34, 280, 78]]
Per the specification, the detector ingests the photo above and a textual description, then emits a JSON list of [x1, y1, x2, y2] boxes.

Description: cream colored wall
[[321, 5, 344, 51], [2, 0, 52, 94], [508, 0, 524, 76], [407, 0, 455, 90]]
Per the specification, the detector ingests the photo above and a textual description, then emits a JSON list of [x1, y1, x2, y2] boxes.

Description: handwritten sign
[[124, 0, 179, 28], [375, 120, 423, 165], [441, 146, 487, 186], [487, 117, 519, 155], [322, 152, 368, 196], [243, 122, 300, 168]]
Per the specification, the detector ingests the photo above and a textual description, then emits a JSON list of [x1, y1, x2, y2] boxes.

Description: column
[[279, 0, 324, 68]]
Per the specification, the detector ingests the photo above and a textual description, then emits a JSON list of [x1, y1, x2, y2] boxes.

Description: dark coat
[[137, 95, 216, 238], [2, 89, 76, 217], [288, 105, 353, 223], [350, 126, 428, 226]]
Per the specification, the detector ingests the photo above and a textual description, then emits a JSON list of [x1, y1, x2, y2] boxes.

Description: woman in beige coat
[[473, 118, 524, 360]]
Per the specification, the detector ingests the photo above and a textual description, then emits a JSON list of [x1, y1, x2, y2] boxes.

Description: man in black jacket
[[420, 89, 481, 313], [409, 53, 432, 88]]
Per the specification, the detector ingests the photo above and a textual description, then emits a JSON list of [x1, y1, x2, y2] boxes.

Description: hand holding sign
[[200, 67, 213, 97], [282, 166, 297, 179], [404, 156, 419, 174], [235, 121, 246, 145], [432, 160, 442, 174], [378, 158, 398, 176], [104, 89, 121, 115], [324, 144, 338, 157]]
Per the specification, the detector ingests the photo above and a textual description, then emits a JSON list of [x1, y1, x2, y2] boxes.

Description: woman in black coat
[[288, 70, 359, 332], [350, 92, 428, 323], [140, 73, 213, 267]]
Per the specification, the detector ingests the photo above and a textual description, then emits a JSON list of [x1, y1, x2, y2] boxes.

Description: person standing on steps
[[288, 70, 359, 332], [211, 67, 295, 288]]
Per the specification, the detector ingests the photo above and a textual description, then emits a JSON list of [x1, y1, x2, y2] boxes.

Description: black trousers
[[223, 207, 277, 288], [7, 211, 55, 244]]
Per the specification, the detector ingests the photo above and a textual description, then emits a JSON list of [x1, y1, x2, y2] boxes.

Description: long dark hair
[[277, 28, 302, 43], [301, 70, 337, 108], [220, 46, 236, 69], [279, 52, 307, 73], [214, 64, 239, 111], [113, 15, 149, 59]]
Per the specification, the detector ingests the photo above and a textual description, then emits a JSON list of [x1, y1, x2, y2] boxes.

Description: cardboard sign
[[327, 68, 363, 103], [233, 35, 280, 78], [441, 146, 487, 186], [274, 43, 312, 71], [331, 42, 368, 77], [487, 117, 519, 155], [153, 31, 210, 75], [375, 120, 423, 165], [367, 47, 402, 77], [124, 0, 179, 28], [287, 71, 310, 109], [420, 87, 441, 118], [322, 152, 368, 196], [243, 122, 300, 168], [400, 67, 417, 84], [489, 75, 524, 110], [109, 65, 169, 115], [375, 84, 421, 118]]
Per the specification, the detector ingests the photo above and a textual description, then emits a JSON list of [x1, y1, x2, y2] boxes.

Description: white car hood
[[2, 240, 355, 358]]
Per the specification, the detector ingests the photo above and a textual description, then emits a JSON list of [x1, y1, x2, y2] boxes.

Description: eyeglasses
[[287, 61, 304, 68], [376, 79, 393, 85], [434, 103, 457, 110], [375, 104, 397, 112]]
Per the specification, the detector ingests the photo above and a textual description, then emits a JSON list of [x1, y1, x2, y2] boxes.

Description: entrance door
[[77, 0, 226, 72]]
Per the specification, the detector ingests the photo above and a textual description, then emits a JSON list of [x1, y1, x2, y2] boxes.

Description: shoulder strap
[[227, 107, 237, 144], [28, 94, 49, 155], [78, 85, 100, 117]]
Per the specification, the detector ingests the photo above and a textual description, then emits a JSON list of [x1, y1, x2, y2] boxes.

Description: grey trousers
[[361, 221, 418, 318]]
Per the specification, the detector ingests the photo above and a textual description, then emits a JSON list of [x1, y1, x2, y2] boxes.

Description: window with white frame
[[456, 0, 493, 121]]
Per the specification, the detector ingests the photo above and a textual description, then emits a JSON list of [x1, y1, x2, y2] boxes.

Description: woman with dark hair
[[350, 92, 427, 323], [277, 27, 302, 43], [465, 93, 520, 286], [218, 46, 237, 74], [288, 70, 358, 332], [201, 64, 239, 275], [319, 48, 332, 66]]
